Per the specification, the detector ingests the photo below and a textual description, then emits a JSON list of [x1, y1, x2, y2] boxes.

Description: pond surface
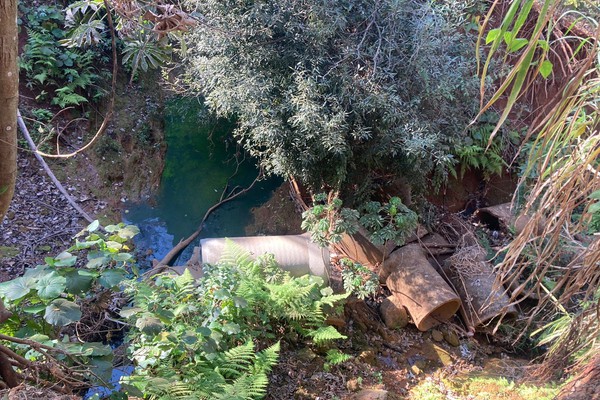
[[125, 99, 281, 266]]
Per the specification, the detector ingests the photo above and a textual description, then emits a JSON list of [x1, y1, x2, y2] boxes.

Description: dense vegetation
[[180, 0, 482, 199], [0, 0, 598, 398]]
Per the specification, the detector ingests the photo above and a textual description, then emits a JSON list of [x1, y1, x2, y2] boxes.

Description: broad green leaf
[[106, 241, 123, 251], [54, 252, 77, 267], [22, 265, 50, 282], [60, 342, 112, 356], [0, 278, 31, 301], [88, 355, 114, 386], [45, 299, 82, 326], [508, 38, 529, 53], [71, 239, 102, 251], [120, 306, 143, 318], [65, 270, 94, 294], [36, 271, 67, 300], [135, 315, 164, 335], [222, 322, 241, 335], [589, 190, 600, 200], [113, 253, 132, 262], [87, 220, 100, 232], [104, 224, 119, 233], [98, 269, 126, 288], [539, 60, 553, 79], [86, 256, 107, 269], [213, 288, 230, 300], [118, 225, 140, 239], [23, 304, 47, 314], [485, 28, 501, 44]]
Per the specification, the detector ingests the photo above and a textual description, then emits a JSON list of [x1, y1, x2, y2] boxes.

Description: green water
[[125, 99, 281, 265]]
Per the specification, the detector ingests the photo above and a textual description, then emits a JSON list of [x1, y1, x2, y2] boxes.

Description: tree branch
[[17, 111, 94, 223], [146, 171, 263, 274]]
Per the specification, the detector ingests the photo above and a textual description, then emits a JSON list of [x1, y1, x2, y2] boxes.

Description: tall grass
[[476, 0, 599, 378]]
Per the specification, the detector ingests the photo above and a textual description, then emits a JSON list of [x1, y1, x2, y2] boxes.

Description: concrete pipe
[[476, 203, 545, 236], [200, 234, 330, 282], [337, 231, 383, 272], [444, 248, 517, 329], [384, 244, 461, 331]]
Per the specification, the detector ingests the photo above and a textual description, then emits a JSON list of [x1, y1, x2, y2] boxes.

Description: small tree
[[0, 0, 18, 224], [181, 0, 479, 197]]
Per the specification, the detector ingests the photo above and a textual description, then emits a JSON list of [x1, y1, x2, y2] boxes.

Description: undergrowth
[[120, 240, 348, 399]]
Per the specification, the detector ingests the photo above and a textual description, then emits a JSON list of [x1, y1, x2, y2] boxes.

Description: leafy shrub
[[181, 0, 480, 193], [339, 258, 379, 300], [120, 240, 348, 399], [0, 221, 140, 387], [301, 193, 360, 247], [19, 4, 106, 108], [454, 113, 520, 180]]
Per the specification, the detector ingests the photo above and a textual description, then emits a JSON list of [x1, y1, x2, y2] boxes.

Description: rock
[[422, 342, 453, 366], [358, 349, 377, 366], [347, 378, 361, 392], [379, 296, 408, 329], [410, 364, 422, 375], [296, 347, 317, 362], [431, 329, 443, 342], [443, 330, 460, 347], [350, 389, 389, 400]]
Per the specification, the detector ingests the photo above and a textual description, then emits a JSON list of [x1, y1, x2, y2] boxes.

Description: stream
[[124, 99, 281, 266]]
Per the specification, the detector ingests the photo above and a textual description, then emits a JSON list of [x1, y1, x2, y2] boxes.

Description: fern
[[307, 325, 347, 344], [325, 349, 352, 366], [123, 241, 345, 399], [219, 239, 254, 269]]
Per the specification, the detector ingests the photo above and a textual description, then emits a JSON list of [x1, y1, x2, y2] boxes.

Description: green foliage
[[359, 196, 418, 247], [182, 0, 480, 192], [122, 30, 172, 83], [121, 241, 348, 399], [301, 193, 359, 247], [62, 0, 172, 83], [18, 4, 106, 108], [454, 113, 518, 180], [0, 220, 139, 386], [339, 258, 379, 300], [302, 194, 417, 248], [587, 190, 600, 233], [324, 349, 353, 372], [0, 220, 137, 329]]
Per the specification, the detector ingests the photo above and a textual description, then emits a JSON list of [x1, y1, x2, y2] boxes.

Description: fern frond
[[218, 341, 255, 377], [213, 372, 269, 400], [252, 341, 280, 374], [325, 349, 352, 365], [307, 325, 347, 344], [219, 239, 254, 269], [318, 292, 350, 307]]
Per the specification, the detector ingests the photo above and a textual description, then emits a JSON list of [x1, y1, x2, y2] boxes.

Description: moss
[[408, 375, 561, 400]]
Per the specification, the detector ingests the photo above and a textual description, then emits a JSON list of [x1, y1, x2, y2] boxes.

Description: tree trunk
[[0, 0, 18, 224]]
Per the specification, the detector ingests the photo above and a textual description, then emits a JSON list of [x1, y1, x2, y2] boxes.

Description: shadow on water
[[125, 98, 282, 266]]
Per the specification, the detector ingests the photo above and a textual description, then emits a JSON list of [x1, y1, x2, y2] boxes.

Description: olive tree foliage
[[181, 0, 480, 198]]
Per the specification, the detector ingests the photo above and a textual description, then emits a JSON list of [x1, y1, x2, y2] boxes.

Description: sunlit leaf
[[36, 271, 67, 300], [539, 60, 553, 79], [0, 278, 31, 301], [44, 299, 82, 326]]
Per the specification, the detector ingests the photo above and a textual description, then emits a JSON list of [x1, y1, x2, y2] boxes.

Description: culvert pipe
[[384, 244, 461, 331], [200, 234, 330, 282]]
